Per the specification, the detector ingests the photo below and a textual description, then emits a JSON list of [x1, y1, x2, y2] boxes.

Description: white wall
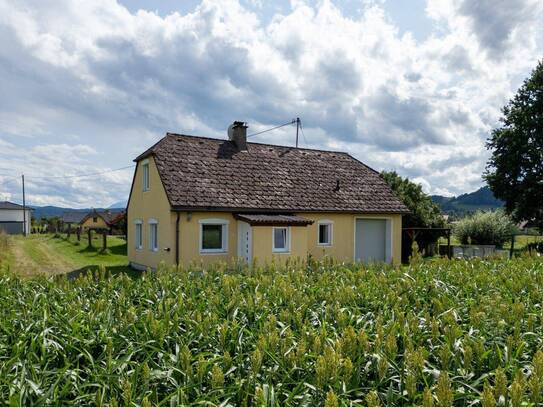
[[0, 209, 32, 234]]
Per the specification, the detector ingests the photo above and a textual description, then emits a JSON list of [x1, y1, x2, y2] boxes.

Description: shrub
[[453, 210, 516, 247]]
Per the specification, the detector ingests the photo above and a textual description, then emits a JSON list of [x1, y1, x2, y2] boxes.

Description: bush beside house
[[453, 210, 516, 247]]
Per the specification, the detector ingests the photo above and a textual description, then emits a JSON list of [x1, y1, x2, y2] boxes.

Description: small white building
[[0, 201, 32, 235]]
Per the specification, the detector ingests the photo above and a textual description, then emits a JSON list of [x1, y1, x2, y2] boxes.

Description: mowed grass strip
[[1, 234, 131, 276], [1, 256, 543, 405]]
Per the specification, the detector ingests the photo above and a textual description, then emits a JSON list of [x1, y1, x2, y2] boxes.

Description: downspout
[[175, 212, 180, 266]]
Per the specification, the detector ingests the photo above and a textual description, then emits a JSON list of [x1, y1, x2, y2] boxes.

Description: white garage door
[[355, 219, 391, 263]]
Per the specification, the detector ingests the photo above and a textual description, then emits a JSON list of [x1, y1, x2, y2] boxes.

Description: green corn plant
[[0, 257, 543, 405]]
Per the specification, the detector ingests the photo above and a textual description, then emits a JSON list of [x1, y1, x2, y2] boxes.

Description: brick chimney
[[228, 121, 248, 151]]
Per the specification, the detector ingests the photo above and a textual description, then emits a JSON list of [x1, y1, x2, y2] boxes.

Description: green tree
[[485, 60, 543, 229], [381, 171, 444, 228]]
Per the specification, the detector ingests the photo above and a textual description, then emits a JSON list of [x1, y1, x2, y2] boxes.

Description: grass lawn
[[0, 233, 135, 277]]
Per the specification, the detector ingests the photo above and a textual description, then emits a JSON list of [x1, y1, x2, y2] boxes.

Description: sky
[[0, 0, 542, 208]]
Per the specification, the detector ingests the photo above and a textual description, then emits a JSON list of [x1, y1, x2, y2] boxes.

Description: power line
[[1, 164, 136, 180], [247, 119, 296, 138]]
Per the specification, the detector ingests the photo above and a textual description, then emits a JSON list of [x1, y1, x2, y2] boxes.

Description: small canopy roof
[[234, 214, 314, 226]]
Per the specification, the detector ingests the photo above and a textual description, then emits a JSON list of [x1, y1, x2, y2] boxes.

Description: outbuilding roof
[[0, 201, 33, 210], [136, 133, 409, 214]]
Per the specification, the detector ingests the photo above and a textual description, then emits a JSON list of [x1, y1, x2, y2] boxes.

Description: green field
[[0, 233, 131, 277], [2, 256, 543, 405]]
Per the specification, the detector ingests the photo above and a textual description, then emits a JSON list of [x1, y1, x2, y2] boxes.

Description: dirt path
[[7, 236, 75, 276]]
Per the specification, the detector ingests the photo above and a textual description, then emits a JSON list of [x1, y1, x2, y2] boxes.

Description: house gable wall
[[127, 156, 175, 270]]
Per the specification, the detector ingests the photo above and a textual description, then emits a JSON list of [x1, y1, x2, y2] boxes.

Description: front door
[[355, 219, 390, 263], [237, 221, 252, 263]]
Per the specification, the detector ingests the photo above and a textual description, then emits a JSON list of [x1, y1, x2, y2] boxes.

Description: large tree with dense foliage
[[485, 60, 543, 229], [381, 171, 444, 228]]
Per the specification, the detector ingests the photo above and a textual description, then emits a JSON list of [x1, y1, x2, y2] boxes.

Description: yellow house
[[80, 209, 126, 232], [127, 122, 409, 270]]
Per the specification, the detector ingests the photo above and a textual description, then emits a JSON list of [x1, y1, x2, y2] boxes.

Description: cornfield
[[1, 256, 543, 406]]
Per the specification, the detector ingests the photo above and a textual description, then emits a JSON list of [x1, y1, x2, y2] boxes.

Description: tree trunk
[[87, 229, 92, 248], [77, 227, 81, 241], [67, 224, 71, 239], [102, 231, 107, 251]]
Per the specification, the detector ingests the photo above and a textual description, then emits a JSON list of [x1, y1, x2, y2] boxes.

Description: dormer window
[[142, 159, 150, 191]]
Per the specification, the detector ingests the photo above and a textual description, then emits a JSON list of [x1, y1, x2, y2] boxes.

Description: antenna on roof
[[246, 118, 305, 147], [295, 118, 300, 148]]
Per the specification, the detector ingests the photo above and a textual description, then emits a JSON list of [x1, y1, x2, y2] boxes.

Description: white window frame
[[317, 220, 333, 246], [134, 219, 143, 250], [272, 226, 290, 253], [199, 219, 229, 254], [149, 218, 158, 252], [142, 159, 150, 192]]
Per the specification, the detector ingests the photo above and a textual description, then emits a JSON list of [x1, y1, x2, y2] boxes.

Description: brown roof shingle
[[136, 134, 409, 214]]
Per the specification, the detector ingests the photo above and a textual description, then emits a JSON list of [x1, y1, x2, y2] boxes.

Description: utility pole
[[295, 117, 300, 148], [22, 174, 26, 236]]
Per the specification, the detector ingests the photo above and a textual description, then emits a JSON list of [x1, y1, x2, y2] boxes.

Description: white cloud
[[0, 0, 541, 207]]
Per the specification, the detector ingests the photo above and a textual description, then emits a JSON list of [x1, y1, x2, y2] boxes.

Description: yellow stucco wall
[[178, 212, 238, 267], [299, 212, 402, 265], [81, 215, 108, 230], [127, 156, 175, 270], [251, 225, 308, 265]]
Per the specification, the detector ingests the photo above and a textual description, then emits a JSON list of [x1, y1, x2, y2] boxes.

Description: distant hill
[[431, 186, 503, 216], [31, 205, 125, 220]]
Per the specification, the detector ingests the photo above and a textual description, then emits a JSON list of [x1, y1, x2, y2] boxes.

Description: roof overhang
[[234, 213, 314, 226], [171, 205, 410, 215]]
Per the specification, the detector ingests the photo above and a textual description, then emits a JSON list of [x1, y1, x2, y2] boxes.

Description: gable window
[[273, 227, 290, 253], [134, 219, 143, 250], [142, 160, 150, 192], [149, 219, 158, 252], [93, 216, 98, 223], [200, 219, 229, 253], [318, 220, 333, 246]]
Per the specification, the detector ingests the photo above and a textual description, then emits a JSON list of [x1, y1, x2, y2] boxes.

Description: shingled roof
[[135, 133, 409, 214], [0, 201, 33, 210]]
